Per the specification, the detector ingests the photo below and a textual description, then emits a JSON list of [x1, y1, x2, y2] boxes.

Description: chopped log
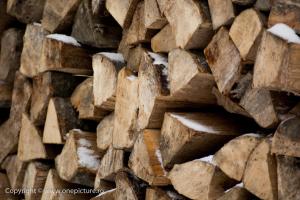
[[168, 48, 216, 104], [2, 155, 27, 190], [71, 0, 122, 48], [255, 0, 273, 11], [204, 27, 242, 95], [272, 117, 300, 157], [0, 0, 14, 38], [217, 186, 256, 200], [40, 34, 92, 75], [213, 134, 263, 181], [160, 112, 253, 168], [20, 23, 50, 78], [253, 30, 300, 94], [6, 0, 46, 24], [127, 45, 147, 72], [129, 129, 169, 186], [31, 71, 83, 126], [42, 0, 82, 33], [0, 82, 12, 108], [144, 0, 167, 29], [93, 53, 125, 110], [94, 178, 115, 191], [113, 68, 139, 150], [232, 0, 255, 5], [90, 189, 116, 200], [23, 162, 50, 200], [0, 28, 23, 83], [229, 9, 264, 63], [164, 0, 213, 49], [105, 0, 139, 29], [268, 0, 300, 34], [71, 77, 109, 121], [151, 24, 176, 53], [0, 173, 18, 200], [97, 113, 114, 151], [277, 155, 300, 200], [208, 0, 235, 30], [145, 187, 187, 200], [168, 159, 236, 200], [55, 129, 101, 187], [243, 137, 278, 200], [95, 146, 124, 182]]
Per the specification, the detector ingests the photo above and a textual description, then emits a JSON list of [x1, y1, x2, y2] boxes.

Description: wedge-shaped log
[[55, 129, 101, 187], [20, 23, 50, 78], [43, 98, 78, 144], [160, 112, 252, 168], [126, 45, 147, 72], [97, 113, 114, 151], [0, 173, 18, 200], [6, 0, 46, 24], [0, 82, 12, 108], [71, 0, 122, 48], [277, 155, 300, 200], [113, 68, 139, 150], [31, 71, 82, 126], [168, 159, 236, 200], [42, 0, 82, 33], [213, 134, 262, 181], [146, 187, 187, 200], [90, 189, 116, 200], [0, 28, 23, 83], [253, 30, 300, 94], [208, 0, 234, 30], [229, 9, 264, 62], [243, 137, 278, 200], [217, 186, 255, 200], [164, 0, 213, 49], [151, 24, 176, 53], [129, 129, 169, 186], [93, 53, 125, 110], [144, 0, 167, 29], [204, 27, 242, 95]]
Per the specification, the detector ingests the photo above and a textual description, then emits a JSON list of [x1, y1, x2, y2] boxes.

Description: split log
[[160, 112, 253, 168], [113, 68, 139, 150], [232, 0, 255, 5], [0, 0, 14, 38], [243, 137, 278, 200], [94, 178, 115, 192], [71, 77, 109, 121], [42, 0, 82, 33], [151, 24, 176, 53], [93, 53, 125, 110], [20, 23, 50, 78], [43, 98, 78, 144], [71, 0, 122, 48], [40, 34, 92, 75], [0, 82, 12, 108], [127, 45, 147, 72], [0, 28, 23, 83], [6, 0, 46, 24], [164, 0, 213, 49], [255, 0, 273, 11], [229, 9, 264, 63], [23, 162, 50, 200], [168, 159, 236, 200], [90, 189, 116, 200], [204, 27, 242, 95], [277, 155, 300, 200], [55, 129, 101, 187], [217, 186, 256, 200], [213, 134, 263, 181], [253, 30, 300, 94], [129, 129, 169, 186], [105, 0, 139, 29], [268, 0, 300, 34], [144, 0, 167, 29], [31, 71, 83, 126], [208, 0, 235, 30], [97, 113, 114, 151], [0, 173, 18, 200]]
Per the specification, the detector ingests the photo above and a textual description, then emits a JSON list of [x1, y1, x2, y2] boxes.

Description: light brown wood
[[129, 129, 170, 186], [144, 0, 167, 29], [90, 189, 116, 200], [97, 113, 114, 152], [151, 24, 176, 53], [208, 0, 235, 30], [217, 187, 255, 200], [243, 137, 278, 200], [0, 173, 18, 200], [126, 45, 147, 72]]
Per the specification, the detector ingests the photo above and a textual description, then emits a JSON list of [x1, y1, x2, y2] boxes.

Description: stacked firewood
[[0, 0, 299, 199]]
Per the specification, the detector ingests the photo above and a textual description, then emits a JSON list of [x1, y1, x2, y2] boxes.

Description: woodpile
[[0, 0, 299, 199]]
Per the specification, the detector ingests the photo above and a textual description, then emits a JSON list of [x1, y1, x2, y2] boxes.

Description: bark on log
[[208, 0, 234, 30], [151, 24, 176, 53], [97, 113, 114, 151]]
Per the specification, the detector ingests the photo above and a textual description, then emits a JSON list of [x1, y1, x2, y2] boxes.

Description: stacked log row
[[0, 0, 299, 199]]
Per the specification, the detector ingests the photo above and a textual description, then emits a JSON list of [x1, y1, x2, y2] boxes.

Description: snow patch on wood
[[197, 155, 215, 165], [127, 75, 137, 81], [155, 149, 167, 175], [77, 147, 100, 171], [78, 138, 92, 147], [46, 34, 81, 47], [98, 52, 125, 63], [268, 23, 300, 44], [148, 52, 168, 67]]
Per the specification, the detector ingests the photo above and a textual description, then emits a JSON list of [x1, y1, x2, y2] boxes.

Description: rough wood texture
[[0, 173, 18, 200], [151, 24, 176, 53], [126, 45, 147, 72], [217, 187, 256, 200], [144, 0, 167, 29], [213, 134, 262, 181], [255, 0, 273, 11], [97, 113, 114, 151], [55, 129, 101, 187], [94, 178, 115, 192], [204, 27, 242, 95], [164, 0, 213, 49], [243, 137, 278, 200], [71, 0, 122, 48], [208, 0, 234, 30], [129, 130, 169, 186]]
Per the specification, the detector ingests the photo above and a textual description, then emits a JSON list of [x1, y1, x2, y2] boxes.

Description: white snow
[[77, 147, 100, 171], [33, 22, 41, 27], [198, 155, 215, 165], [98, 52, 125, 63], [243, 133, 263, 138], [225, 182, 244, 193], [46, 34, 81, 47], [267, 23, 300, 44], [127, 75, 137, 81], [155, 149, 167, 175], [78, 138, 92, 147], [148, 52, 168, 67], [170, 113, 219, 133]]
